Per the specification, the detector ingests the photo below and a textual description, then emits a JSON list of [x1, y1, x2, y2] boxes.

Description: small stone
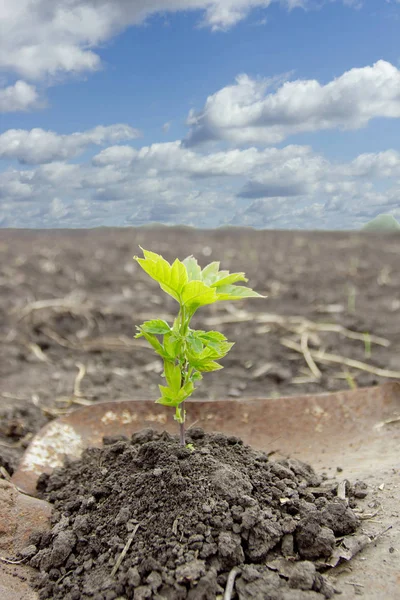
[[127, 566, 141, 588], [134, 586, 152, 600], [353, 481, 368, 499], [146, 570, 162, 592], [19, 544, 37, 558], [281, 534, 295, 558], [228, 388, 241, 397], [176, 559, 206, 583], [288, 561, 316, 590], [50, 530, 76, 567], [115, 507, 130, 525]]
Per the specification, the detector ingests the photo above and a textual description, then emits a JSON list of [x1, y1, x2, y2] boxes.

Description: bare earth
[[0, 227, 399, 599]]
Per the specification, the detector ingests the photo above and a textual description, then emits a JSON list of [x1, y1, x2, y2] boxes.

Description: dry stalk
[[73, 362, 86, 397], [0, 555, 28, 565], [78, 335, 148, 351], [26, 342, 51, 363], [374, 416, 400, 429], [111, 523, 140, 577], [12, 297, 93, 320], [224, 567, 241, 600], [41, 327, 77, 348], [204, 310, 390, 348], [0, 466, 12, 481], [281, 338, 400, 379], [300, 331, 322, 379]]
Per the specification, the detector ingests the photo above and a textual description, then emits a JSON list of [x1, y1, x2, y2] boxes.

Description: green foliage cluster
[[133, 247, 264, 443]]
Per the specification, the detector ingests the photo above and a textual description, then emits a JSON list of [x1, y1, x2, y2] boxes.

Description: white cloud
[[92, 145, 138, 166], [0, 80, 40, 112], [0, 125, 140, 164], [237, 154, 328, 198], [346, 150, 400, 178], [93, 140, 312, 177], [1, 134, 400, 229], [184, 61, 400, 146], [0, 1, 356, 81]]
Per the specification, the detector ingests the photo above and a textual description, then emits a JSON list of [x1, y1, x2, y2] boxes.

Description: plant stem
[[179, 407, 185, 446], [177, 306, 190, 445]]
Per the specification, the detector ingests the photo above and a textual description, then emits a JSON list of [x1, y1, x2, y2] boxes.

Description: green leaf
[[197, 330, 228, 343], [200, 261, 220, 285], [164, 361, 182, 394], [156, 385, 177, 406], [210, 272, 248, 288], [215, 284, 265, 301], [136, 329, 169, 359], [189, 330, 233, 358], [177, 380, 195, 402], [190, 371, 203, 382], [187, 331, 204, 355], [181, 280, 217, 312], [139, 319, 171, 335], [134, 248, 188, 303], [164, 332, 182, 359], [194, 360, 223, 373], [182, 256, 202, 281]]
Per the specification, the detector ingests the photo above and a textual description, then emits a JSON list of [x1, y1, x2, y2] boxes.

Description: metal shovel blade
[[12, 381, 400, 496], [7, 381, 400, 600]]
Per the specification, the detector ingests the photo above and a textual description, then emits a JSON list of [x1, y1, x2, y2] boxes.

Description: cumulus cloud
[[237, 154, 328, 198], [92, 140, 312, 177], [1, 1, 356, 81], [184, 61, 400, 146], [0, 80, 40, 112], [1, 134, 400, 229], [0, 125, 141, 164], [346, 150, 400, 178]]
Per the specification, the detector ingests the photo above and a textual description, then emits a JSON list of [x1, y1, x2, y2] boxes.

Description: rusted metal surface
[[0, 479, 52, 600], [11, 381, 400, 497], [5, 381, 400, 600]]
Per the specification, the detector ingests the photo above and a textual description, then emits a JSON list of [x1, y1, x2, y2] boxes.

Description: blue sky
[[1, 0, 400, 229]]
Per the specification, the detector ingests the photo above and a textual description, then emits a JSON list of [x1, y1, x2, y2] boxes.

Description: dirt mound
[[30, 428, 364, 599]]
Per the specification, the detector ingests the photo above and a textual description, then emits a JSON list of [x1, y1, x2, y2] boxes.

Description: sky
[[0, 0, 400, 230]]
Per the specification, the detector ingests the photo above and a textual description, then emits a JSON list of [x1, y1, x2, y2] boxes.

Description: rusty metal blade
[[12, 382, 400, 497]]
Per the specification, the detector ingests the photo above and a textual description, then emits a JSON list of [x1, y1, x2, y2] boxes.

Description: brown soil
[[1, 227, 400, 599], [1, 227, 400, 476], [31, 428, 365, 600]]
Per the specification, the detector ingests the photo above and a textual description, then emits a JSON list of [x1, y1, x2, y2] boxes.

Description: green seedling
[[134, 247, 265, 445]]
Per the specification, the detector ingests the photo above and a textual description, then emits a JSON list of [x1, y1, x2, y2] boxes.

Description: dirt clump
[[29, 428, 364, 599]]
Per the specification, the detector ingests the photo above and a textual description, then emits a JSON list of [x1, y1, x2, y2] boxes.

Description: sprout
[[134, 247, 265, 445]]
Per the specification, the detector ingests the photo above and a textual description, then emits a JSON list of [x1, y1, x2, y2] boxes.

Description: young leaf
[[163, 333, 182, 359], [182, 256, 202, 281], [187, 332, 204, 355], [215, 284, 264, 301], [210, 272, 248, 288], [134, 249, 188, 303], [177, 380, 195, 402], [139, 319, 171, 335], [200, 261, 220, 285], [189, 359, 223, 372], [164, 361, 182, 394], [190, 371, 203, 382], [188, 330, 233, 358], [135, 328, 169, 359], [197, 330, 228, 343], [181, 280, 217, 312], [156, 385, 178, 406]]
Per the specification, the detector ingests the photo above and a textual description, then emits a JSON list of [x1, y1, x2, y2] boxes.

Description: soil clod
[[30, 428, 365, 599]]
